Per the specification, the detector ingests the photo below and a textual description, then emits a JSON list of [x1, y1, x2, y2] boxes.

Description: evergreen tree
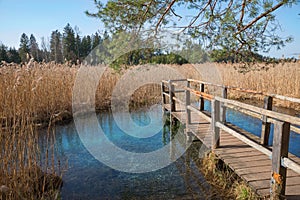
[[92, 32, 101, 49], [29, 34, 40, 61], [80, 35, 92, 59], [50, 30, 63, 63], [63, 23, 76, 63], [0, 44, 8, 62], [7, 48, 21, 63], [75, 34, 81, 61], [19, 33, 30, 63]]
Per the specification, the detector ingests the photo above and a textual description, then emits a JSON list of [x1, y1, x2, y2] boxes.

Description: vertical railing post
[[185, 80, 193, 143], [199, 83, 205, 111], [220, 87, 227, 123], [169, 80, 175, 112], [161, 82, 166, 104], [211, 99, 221, 150], [261, 96, 273, 145], [186, 80, 191, 126], [271, 121, 290, 199]]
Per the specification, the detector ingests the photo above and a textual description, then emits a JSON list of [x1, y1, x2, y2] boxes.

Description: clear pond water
[[44, 108, 214, 200], [41, 101, 300, 199]]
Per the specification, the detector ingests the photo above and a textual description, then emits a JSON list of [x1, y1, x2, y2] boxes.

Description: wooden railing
[[161, 79, 300, 199]]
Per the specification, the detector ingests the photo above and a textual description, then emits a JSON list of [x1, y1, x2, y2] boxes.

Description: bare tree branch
[[156, 0, 177, 30], [239, 0, 247, 26], [235, 1, 285, 35]]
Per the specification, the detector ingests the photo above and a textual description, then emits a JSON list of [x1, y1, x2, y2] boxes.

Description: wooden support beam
[[169, 80, 176, 112], [261, 96, 273, 146], [221, 87, 227, 123], [271, 121, 290, 199], [211, 99, 221, 150], [199, 83, 205, 111], [161, 82, 166, 105], [186, 80, 191, 126]]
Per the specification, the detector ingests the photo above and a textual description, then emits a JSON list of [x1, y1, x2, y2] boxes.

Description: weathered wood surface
[[163, 103, 300, 199]]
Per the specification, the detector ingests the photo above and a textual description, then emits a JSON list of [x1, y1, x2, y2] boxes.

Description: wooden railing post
[[186, 80, 191, 126], [199, 83, 205, 111], [185, 80, 193, 143], [261, 96, 273, 145], [271, 121, 290, 199], [220, 87, 227, 123], [169, 80, 176, 112], [211, 99, 221, 150], [161, 82, 166, 105]]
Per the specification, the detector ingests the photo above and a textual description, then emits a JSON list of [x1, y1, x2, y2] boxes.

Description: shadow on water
[[39, 109, 217, 200]]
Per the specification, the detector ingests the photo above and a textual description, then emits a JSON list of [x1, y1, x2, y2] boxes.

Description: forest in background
[[2, 23, 297, 69]]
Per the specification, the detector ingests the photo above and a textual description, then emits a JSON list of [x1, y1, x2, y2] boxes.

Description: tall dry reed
[[218, 62, 300, 109]]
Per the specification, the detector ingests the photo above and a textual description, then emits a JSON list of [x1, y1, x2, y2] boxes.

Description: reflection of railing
[[161, 78, 300, 199]]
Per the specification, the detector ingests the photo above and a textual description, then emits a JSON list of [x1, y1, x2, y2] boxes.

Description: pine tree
[[7, 47, 21, 63], [50, 30, 63, 63], [80, 35, 92, 59], [63, 23, 76, 63], [0, 44, 8, 62], [29, 34, 40, 61], [19, 33, 30, 63], [92, 32, 102, 49]]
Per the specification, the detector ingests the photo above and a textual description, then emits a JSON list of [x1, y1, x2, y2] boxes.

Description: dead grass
[[201, 152, 258, 200]]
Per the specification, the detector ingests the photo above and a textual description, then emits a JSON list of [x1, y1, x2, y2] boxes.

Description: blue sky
[[0, 0, 299, 58]]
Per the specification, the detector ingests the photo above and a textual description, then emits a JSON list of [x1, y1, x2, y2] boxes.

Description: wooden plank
[[187, 105, 211, 122], [243, 171, 271, 182], [227, 159, 271, 169], [236, 165, 272, 175], [216, 122, 272, 157]]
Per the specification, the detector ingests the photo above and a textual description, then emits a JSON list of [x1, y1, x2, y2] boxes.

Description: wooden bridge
[[161, 79, 300, 199]]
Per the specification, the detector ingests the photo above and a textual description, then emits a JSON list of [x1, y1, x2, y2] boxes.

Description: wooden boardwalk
[[162, 79, 300, 199]]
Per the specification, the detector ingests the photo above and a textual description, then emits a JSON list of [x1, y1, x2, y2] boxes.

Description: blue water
[[202, 100, 300, 157], [44, 109, 214, 200], [41, 101, 300, 199]]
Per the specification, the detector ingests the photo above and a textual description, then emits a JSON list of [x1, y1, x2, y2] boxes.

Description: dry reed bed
[[218, 62, 300, 110]]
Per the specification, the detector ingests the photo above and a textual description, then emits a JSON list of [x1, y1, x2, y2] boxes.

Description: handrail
[[161, 78, 300, 199], [186, 78, 300, 104], [215, 96, 300, 126]]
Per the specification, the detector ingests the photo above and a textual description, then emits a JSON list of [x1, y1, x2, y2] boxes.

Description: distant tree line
[[1, 23, 287, 67], [0, 23, 104, 64]]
